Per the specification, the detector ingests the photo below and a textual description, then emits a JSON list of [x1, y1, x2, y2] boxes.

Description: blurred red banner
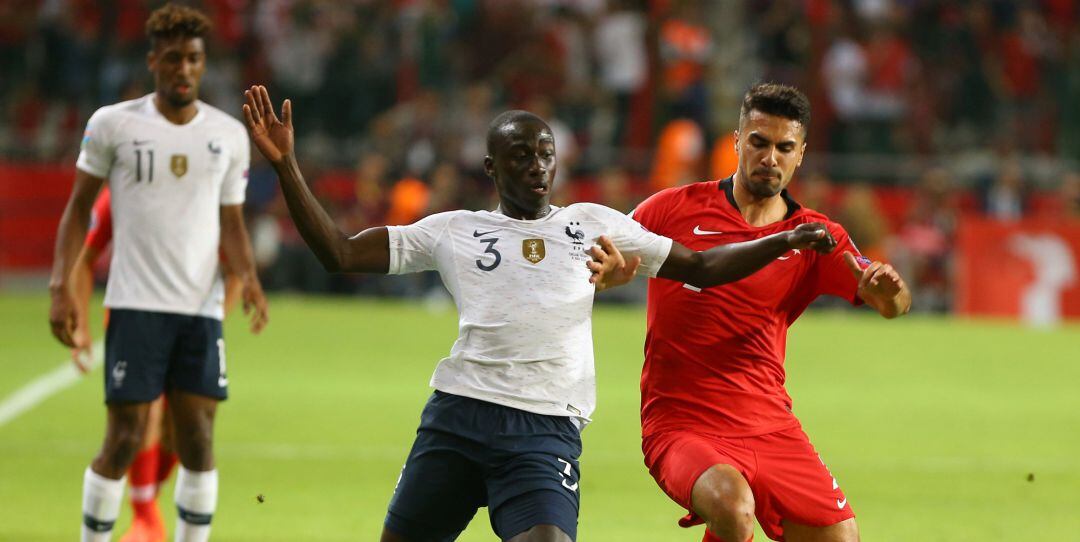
[[956, 217, 1080, 323], [0, 163, 75, 271]]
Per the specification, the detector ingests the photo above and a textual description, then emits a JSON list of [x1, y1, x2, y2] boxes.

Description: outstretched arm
[[243, 85, 389, 273], [658, 223, 836, 288], [843, 252, 911, 318], [591, 223, 836, 290]]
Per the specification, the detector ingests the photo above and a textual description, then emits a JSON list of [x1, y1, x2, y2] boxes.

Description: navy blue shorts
[[384, 391, 582, 541], [104, 308, 227, 403]]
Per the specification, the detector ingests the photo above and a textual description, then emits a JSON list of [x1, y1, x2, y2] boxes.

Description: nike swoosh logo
[[836, 498, 847, 509], [693, 226, 724, 235], [473, 229, 499, 237], [133, 139, 152, 146], [777, 249, 802, 261]]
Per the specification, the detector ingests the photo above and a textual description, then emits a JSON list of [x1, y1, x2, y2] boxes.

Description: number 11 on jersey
[[135, 148, 154, 183]]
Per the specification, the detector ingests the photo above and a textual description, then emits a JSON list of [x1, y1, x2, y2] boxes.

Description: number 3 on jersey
[[475, 237, 501, 271]]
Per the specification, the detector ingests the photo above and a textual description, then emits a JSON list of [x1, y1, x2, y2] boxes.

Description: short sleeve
[[75, 108, 116, 178], [586, 204, 673, 278], [385, 211, 456, 275], [220, 124, 250, 205], [814, 222, 866, 305], [85, 189, 113, 252]]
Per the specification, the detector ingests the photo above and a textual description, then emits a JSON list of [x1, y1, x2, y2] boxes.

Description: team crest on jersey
[[566, 221, 591, 262], [170, 154, 188, 178], [565, 222, 585, 245], [522, 239, 545, 264]]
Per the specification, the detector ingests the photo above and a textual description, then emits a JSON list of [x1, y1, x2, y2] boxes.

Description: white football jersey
[[76, 94, 249, 320], [387, 203, 673, 425]]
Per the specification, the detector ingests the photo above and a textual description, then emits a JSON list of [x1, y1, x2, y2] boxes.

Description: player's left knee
[[173, 417, 215, 469]]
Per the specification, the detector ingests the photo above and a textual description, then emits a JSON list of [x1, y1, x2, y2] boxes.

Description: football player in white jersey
[[243, 85, 833, 542], [48, 5, 268, 542]]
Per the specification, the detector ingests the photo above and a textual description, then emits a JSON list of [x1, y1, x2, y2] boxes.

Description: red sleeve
[[813, 221, 868, 305], [630, 189, 673, 234], [85, 188, 112, 252]]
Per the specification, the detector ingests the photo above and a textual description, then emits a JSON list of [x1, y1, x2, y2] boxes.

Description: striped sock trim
[[82, 514, 116, 533], [177, 506, 213, 526]]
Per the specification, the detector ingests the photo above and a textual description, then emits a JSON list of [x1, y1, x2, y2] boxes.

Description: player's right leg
[[83, 402, 154, 541], [83, 309, 173, 541], [381, 392, 487, 542], [642, 430, 757, 542], [119, 395, 167, 542]]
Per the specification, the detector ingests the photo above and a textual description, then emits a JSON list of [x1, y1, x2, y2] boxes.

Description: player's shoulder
[[562, 201, 627, 221], [86, 95, 151, 127], [635, 179, 722, 217], [409, 209, 476, 228], [791, 205, 836, 225], [196, 101, 247, 136], [651, 179, 721, 204], [789, 205, 848, 236]]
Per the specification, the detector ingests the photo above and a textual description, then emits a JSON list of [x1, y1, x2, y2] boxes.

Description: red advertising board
[[956, 217, 1080, 323]]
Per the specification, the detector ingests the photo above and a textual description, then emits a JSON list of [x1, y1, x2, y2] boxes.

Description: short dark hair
[[486, 110, 550, 154], [740, 83, 811, 134], [146, 3, 212, 48]]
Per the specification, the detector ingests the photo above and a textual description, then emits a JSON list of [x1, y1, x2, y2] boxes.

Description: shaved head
[[487, 110, 551, 155], [482, 110, 556, 220]]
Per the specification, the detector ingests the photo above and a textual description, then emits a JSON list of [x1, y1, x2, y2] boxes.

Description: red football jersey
[[85, 187, 112, 252], [632, 178, 864, 437]]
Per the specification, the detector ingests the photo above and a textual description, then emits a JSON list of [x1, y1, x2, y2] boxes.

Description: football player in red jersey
[[598, 83, 910, 542]]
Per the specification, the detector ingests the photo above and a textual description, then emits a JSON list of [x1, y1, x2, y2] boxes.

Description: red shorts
[[642, 426, 854, 541]]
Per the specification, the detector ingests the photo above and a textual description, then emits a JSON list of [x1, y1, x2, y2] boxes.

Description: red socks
[[126, 444, 177, 518], [128, 444, 161, 514]]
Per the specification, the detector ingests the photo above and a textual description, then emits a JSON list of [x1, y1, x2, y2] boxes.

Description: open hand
[[587, 235, 641, 291], [843, 251, 903, 299], [786, 222, 837, 254], [243, 85, 293, 164]]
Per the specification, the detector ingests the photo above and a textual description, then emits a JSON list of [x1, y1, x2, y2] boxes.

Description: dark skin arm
[[243, 85, 389, 273], [658, 225, 834, 288], [48, 170, 105, 347], [219, 204, 270, 333], [589, 225, 837, 290]]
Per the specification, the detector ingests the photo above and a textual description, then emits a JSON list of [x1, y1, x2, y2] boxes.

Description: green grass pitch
[[1, 292, 1078, 541]]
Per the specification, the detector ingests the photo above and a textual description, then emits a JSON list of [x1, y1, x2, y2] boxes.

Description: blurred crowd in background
[[1, 0, 1079, 313]]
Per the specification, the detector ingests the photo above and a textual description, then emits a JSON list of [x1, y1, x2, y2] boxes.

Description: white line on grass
[[0, 340, 103, 428]]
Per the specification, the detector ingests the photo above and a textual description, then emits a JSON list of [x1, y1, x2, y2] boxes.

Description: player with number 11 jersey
[[78, 92, 249, 319]]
